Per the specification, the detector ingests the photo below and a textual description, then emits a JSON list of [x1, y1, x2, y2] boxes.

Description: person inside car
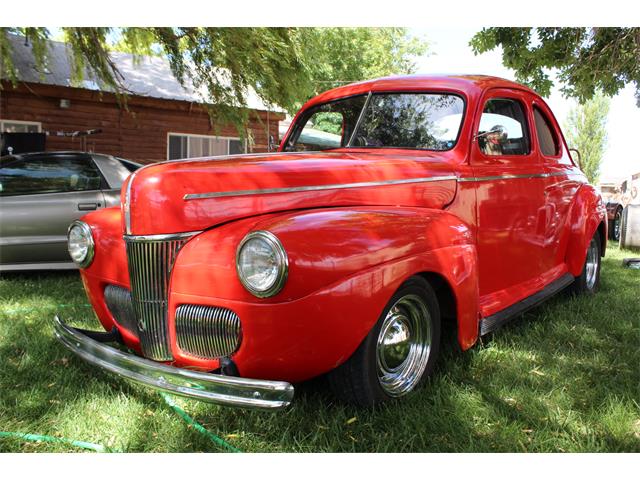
[[480, 125, 507, 156]]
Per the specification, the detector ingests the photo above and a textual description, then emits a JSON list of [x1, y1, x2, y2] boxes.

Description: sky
[[412, 27, 640, 182]]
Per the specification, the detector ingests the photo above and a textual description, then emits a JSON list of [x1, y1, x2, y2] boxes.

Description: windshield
[[285, 92, 465, 152]]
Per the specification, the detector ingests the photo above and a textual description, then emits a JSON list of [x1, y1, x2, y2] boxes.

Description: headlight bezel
[[236, 230, 288, 298], [67, 220, 95, 269]]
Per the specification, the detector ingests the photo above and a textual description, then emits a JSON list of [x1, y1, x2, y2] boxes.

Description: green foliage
[[297, 27, 427, 92], [470, 28, 640, 106], [563, 93, 610, 184], [310, 112, 343, 135], [0, 27, 426, 131]]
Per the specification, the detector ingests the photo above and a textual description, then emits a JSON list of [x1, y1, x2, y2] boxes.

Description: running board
[[479, 273, 574, 336]]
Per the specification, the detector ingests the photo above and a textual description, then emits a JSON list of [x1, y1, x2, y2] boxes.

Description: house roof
[[4, 34, 279, 112]]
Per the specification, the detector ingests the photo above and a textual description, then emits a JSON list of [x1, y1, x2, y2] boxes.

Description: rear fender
[[565, 184, 608, 276]]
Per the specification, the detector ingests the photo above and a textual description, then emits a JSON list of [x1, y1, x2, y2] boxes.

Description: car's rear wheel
[[571, 231, 602, 295], [327, 276, 441, 407]]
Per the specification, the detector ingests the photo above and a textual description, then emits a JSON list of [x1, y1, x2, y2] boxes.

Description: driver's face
[[487, 132, 501, 144]]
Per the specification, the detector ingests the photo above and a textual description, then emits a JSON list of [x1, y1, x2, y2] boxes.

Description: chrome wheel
[[585, 237, 599, 289], [376, 294, 432, 397]]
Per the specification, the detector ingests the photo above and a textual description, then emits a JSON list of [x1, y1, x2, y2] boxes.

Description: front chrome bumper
[[53, 316, 294, 410]]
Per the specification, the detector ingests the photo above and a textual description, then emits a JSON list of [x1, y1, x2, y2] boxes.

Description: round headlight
[[236, 231, 288, 298], [67, 220, 95, 268]]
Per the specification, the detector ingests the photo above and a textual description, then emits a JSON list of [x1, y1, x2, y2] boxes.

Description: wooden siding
[[0, 82, 284, 164]]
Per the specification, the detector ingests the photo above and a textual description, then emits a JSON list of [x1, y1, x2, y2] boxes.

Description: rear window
[[533, 107, 560, 156]]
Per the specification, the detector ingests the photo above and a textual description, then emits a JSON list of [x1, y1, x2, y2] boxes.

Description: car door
[[470, 88, 548, 315], [532, 100, 584, 272], [0, 153, 106, 267]]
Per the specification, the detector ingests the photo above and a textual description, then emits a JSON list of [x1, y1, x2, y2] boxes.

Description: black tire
[[327, 276, 441, 407], [612, 208, 622, 242], [571, 230, 602, 295]]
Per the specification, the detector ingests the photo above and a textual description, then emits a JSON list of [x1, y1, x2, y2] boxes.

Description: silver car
[[0, 151, 141, 271]]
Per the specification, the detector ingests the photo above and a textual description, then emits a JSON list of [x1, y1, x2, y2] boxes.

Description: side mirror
[[569, 148, 582, 170], [268, 134, 278, 152]]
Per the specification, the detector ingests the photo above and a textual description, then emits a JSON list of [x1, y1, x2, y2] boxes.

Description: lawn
[[1, 244, 638, 453]]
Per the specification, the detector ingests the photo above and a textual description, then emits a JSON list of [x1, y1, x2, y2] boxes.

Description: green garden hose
[[0, 431, 118, 452], [1, 394, 242, 453], [160, 393, 242, 453], [1, 304, 242, 453]]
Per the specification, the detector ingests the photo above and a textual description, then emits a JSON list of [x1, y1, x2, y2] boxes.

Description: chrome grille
[[176, 304, 242, 359], [104, 284, 137, 335], [124, 233, 195, 361]]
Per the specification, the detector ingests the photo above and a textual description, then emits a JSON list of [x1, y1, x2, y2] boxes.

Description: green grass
[[1, 245, 639, 452]]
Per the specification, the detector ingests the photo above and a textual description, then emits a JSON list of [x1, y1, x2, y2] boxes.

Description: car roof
[[0, 151, 140, 167], [0, 151, 93, 162], [304, 74, 538, 109]]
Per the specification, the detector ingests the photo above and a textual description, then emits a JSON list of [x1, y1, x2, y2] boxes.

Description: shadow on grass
[[1, 253, 638, 452]]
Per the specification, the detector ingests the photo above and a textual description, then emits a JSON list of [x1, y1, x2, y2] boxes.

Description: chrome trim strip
[[346, 91, 372, 147], [184, 171, 581, 201], [457, 172, 568, 183], [123, 231, 202, 242], [54, 316, 294, 410], [461, 171, 585, 183], [184, 175, 458, 200], [123, 171, 136, 235]]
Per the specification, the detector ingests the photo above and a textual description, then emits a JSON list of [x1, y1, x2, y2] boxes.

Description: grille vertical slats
[[104, 285, 137, 335], [175, 304, 241, 359], [125, 236, 190, 361]]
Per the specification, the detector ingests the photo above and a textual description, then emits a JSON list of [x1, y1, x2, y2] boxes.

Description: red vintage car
[[56, 75, 607, 410]]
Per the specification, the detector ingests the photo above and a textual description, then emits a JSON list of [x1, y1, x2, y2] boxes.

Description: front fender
[[565, 185, 607, 277], [170, 206, 480, 364]]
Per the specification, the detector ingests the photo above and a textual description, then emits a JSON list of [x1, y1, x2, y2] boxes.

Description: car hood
[[122, 150, 459, 235]]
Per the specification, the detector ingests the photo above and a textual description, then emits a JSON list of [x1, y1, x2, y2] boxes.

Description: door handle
[[78, 203, 100, 211]]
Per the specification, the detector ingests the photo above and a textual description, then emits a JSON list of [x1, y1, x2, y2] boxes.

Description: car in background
[[0, 151, 141, 271]]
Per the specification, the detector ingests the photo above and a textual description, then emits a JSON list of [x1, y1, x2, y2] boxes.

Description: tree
[[563, 92, 610, 184], [470, 28, 640, 106], [0, 27, 426, 130]]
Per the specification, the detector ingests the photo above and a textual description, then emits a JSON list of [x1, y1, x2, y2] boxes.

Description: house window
[[0, 119, 42, 133], [167, 133, 246, 160]]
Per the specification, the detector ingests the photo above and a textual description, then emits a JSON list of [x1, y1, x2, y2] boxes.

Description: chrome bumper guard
[[53, 316, 294, 410]]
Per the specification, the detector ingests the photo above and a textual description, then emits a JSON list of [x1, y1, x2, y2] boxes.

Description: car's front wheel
[[327, 276, 441, 407]]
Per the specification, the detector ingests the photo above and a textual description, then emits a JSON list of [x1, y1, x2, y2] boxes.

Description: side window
[[533, 106, 560, 157], [477, 98, 530, 156], [0, 155, 103, 196], [295, 111, 344, 151], [286, 95, 367, 152]]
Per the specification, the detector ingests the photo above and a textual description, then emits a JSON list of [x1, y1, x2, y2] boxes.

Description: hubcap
[[585, 237, 599, 289], [376, 294, 432, 397], [614, 212, 621, 241]]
